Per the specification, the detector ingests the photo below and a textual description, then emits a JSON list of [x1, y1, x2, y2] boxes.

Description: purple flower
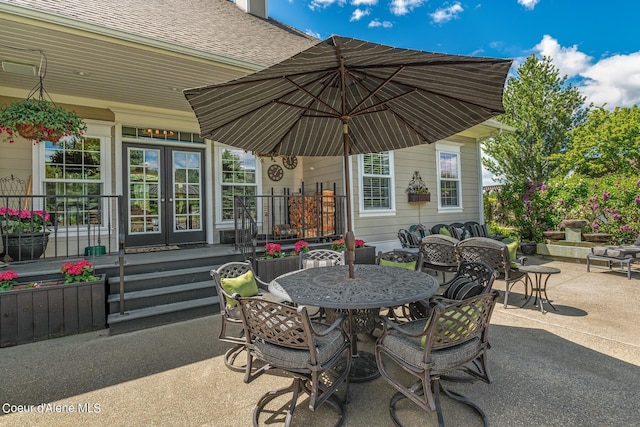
[[635, 194, 640, 205], [620, 225, 631, 232], [636, 180, 640, 187], [612, 214, 622, 220], [602, 190, 610, 201], [590, 203, 599, 212], [591, 220, 599, 230]]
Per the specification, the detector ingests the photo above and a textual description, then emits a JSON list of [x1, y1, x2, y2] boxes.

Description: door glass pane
[[173, 150, 202, 232], [128, 147, 161, 234]]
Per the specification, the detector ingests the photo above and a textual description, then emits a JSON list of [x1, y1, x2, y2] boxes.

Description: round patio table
[[518, 265, 561, 314], [270, 264, 439, 381]]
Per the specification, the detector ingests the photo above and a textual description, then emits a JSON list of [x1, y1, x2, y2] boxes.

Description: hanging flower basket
[[0, 98, 86, 144]]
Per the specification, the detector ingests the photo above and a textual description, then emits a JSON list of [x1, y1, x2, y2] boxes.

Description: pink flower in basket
[[294, 240, 310, 254], [264, 243, 284, 259], [0, 270, 19, 291], [60, 260, 98, 284]]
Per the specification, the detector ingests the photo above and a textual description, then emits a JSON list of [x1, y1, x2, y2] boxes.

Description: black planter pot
[[3, 232, 50, 261], [520, 242, 537, 256]]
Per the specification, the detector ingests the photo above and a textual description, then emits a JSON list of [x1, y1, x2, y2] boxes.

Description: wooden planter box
[[0, 274, 106, 348], [254, 256, 300, 283], [408, 193, 431, 203], [354, 245, 376, 265]]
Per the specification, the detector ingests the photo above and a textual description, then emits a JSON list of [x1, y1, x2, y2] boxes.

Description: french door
[[123, 143, 205, 247]]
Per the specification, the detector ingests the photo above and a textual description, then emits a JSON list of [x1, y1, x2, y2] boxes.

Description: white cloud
[[351, 0, 377, 5], [531, 35, 640, 109], [305, 29, 322, 39], [517, 0, 540, 10], [580, 52, 640, 107], [390, 0, 425, 16], [309, 0, 346, 11], [534, 34, 591, 78], [368, 19, 393, 28], [430, 2, 464, 24], [350, 8, 370, 21]]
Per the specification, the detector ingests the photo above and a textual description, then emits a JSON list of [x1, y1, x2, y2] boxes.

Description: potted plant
[[0, 98, 86, 144], [406, 171, 431, 202], [331, 237, 376, 264], [253, 242, 299, 283], [0, 261, 106, 347], [0, 207, 52, 261]]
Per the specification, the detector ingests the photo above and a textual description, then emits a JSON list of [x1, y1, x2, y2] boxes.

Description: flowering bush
[[0, 270, 19, 291], [293, 240, 309, 254], [60, 260, 98, 284], [331, 238, 365, 251], [0, 207, 51, 234], [263, 243, 284, 259], [486, 175, 639, 244]]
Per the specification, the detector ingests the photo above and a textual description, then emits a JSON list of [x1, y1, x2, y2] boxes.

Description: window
[[43, 136, 105, 227], [436, 142, 462, 209], [218, 148, 260, 223], [359, 151, 394, 213]]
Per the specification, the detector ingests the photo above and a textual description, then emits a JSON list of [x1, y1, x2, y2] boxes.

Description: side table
[[518, 265, 560, 313]]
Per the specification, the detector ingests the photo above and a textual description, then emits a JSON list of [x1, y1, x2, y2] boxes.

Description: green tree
[[555, 105, 640, 177], [483, 55, 588, 185]]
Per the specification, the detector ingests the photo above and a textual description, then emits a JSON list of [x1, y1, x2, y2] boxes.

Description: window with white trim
[[43, 136, 106, 227], [359, 151, 394, 211], [217, 148, 260, 223], [436, 142, 462, 209]]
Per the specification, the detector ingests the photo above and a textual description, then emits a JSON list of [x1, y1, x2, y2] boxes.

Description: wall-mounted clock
[[282, 156, 298, 170], [267, 164, 284, 181]]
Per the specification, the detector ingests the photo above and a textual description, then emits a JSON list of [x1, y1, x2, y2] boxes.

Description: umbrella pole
[[343, 121, 355, 279]]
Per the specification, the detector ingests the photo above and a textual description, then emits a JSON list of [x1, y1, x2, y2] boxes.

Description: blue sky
[[269, 0, 640, 184], [270, 0, 640, 109]]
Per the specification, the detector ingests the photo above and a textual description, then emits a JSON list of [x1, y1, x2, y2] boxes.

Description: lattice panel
[[240, 298, 311, 349]]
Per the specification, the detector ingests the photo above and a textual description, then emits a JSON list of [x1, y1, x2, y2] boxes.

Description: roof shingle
[[2, 0, 317, 66]]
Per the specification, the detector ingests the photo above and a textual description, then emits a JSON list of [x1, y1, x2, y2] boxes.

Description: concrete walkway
[[1, 258, 639, 426]]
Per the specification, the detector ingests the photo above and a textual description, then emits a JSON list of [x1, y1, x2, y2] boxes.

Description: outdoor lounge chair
[[376, 249, 425, 322], [587, 241, 640, 280], [407, 261, 497, 320], [398, 228, 422, 249], [300, 248, 344, 269], [419, 234, 459, 281], [234, 295, 351, 426], [455, 237, 527, 308], [375, 291, 499, 426], [210, 261, 282, 374]]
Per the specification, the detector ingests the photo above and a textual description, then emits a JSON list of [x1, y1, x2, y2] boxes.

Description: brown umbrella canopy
[[184, 35, 511, 277], [183, 35, 512, 157]]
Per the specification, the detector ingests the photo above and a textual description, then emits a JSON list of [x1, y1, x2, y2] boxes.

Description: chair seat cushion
[[443, 277, 484, 300], [379, 258, 417, 270], [380, 319, 482, 370], [591, 246, 640, 259], [253, 323, 345, 370], [303, 259, 338, 269], [220, 270, 259, 308]]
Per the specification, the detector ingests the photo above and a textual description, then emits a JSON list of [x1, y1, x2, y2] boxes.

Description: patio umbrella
[[184, 35, 512, 277]]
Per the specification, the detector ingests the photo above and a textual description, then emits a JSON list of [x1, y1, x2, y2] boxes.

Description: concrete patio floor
[[1, 257, 639, 426]]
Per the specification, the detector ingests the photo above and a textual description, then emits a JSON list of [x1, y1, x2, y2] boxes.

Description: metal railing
[[0, 194, 122, 262], [233, 192, 346, 257]]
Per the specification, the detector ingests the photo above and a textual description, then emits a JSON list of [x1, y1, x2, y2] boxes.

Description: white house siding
[[351, 136, 481, 251]]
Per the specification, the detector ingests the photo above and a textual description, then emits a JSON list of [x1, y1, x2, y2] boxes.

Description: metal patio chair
[[455, 237, 527, 308], [234, 295, 351, 426], [375, 291, 499, 426], [210, 261, 281, 375], [419, 234, 459, 281]]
